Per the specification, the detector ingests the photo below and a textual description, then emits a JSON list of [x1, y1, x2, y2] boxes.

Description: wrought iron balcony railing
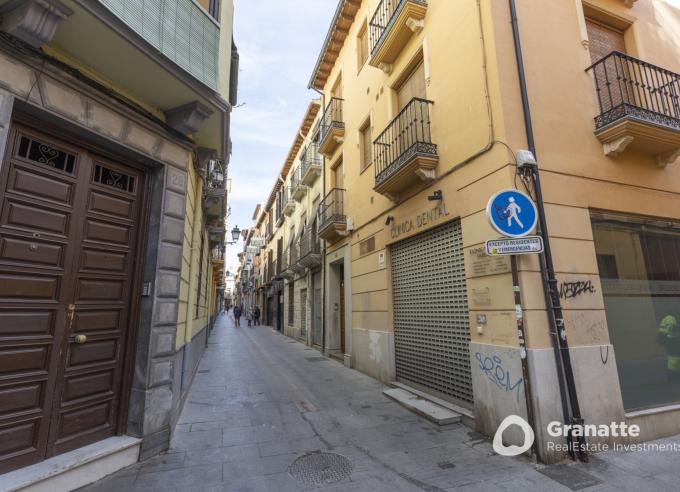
[[318, 188, 346, 233], [291, 165, 308, 201], [299, 227, 321, 268], [210, 245, 225, 261], [369, 0, 427, 56], [300, 142, 322, 185], [319, 98, 344, 152], [586, 51, 680, 131], [374, 98, 436, 188], [204, 158, 227, 195]]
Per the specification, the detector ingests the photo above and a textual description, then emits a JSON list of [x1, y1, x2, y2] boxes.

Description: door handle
[[74, 334, 87, 344]]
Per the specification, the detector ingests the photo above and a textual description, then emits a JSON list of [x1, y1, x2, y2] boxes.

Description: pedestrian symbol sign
[[486, 189, 538, 238]]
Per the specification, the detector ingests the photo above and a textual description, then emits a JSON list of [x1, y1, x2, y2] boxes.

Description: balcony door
[[332, 158, 344, 190], [397, 60, 426, 111], [586, 18, 626, 63], [586, 19, 626, 113]]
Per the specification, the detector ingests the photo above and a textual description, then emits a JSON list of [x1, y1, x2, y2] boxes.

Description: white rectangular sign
[[485, 236, 544, 256]]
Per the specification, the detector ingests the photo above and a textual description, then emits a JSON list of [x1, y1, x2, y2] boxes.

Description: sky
[[226, 0, 337, 274]]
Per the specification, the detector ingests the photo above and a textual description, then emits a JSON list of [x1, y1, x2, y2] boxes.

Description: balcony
[[369, 0, 428, 73], [374, 98, 438, 202], [289, 242, 306, 275], [586, 51, 680, 167], [300, 142, 322, 186], [22, 0, 231, 155], [203, 158, 227, 219], [319, 98, 345, 157], [291, 166, 308, 202], [298, 227, 322, 269], [280, 248, 295, 279], [318, 188, 348, 243], [282, 186, 296, 216], [207, 219, 225, 244]]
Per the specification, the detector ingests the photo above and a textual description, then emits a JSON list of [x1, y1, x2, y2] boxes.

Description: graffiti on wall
[[474, 352, 523, 398], [559, 280, 596, 300]]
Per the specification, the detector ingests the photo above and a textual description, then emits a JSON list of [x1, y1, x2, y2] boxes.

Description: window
[[357, 23, 369, 70], [360, 118, 372, 172], [288, 283, 295, 325], [591, 211, 680, 411]]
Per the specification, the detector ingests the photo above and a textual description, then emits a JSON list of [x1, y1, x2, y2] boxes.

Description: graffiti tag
[[475, 352, 523, 397], [559, 280, 596, 300]]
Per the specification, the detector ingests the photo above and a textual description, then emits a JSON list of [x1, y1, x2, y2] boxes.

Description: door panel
[[0, 124, 144, 472], [0, 127, 79, 473], [397, 61, 426, 111]]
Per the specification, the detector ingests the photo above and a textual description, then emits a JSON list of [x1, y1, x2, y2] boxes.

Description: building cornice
[[308, 0, 362, 90]]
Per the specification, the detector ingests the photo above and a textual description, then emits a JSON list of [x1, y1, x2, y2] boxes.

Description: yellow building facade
[[303, 0, 680, 462]]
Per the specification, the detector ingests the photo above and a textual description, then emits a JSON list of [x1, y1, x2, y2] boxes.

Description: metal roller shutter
[[391, 220, 473, 406]]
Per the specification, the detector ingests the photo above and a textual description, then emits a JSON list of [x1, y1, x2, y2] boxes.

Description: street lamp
[[228, 225, 241, 244]]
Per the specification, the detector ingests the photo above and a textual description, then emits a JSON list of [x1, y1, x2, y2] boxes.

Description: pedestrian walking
[[253, 306, 261, 326], [233, 305, 242, 327], [246, 308, 252, 327]]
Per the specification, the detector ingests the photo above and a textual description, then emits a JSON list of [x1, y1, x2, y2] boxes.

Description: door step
[[0, 436, 141, 492], [383, 387, 462, 425], [327, 351, 344, 363]]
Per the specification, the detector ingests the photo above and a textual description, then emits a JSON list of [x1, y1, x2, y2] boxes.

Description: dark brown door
[[0, 125, 144, 473]]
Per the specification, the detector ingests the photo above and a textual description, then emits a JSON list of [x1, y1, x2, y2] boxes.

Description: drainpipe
[[508, 0, 587, 461], [311, 86, 327, 355]]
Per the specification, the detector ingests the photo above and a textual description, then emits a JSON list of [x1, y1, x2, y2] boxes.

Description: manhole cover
[[288, 452, 353, 485]]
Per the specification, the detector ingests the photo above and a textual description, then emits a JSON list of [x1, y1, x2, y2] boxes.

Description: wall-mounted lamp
[[385, 215, 394, 225], [427, 190, 443, 201], [227, 225, 241, 245]]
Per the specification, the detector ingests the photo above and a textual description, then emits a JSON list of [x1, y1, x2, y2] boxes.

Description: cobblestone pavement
[[82, 315, 680, 491]]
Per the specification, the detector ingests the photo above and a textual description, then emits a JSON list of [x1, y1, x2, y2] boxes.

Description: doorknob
[[74, 334, 87, 344]]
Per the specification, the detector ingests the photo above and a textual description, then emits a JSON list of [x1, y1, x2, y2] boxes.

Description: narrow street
[[82, 316, 680, 492]]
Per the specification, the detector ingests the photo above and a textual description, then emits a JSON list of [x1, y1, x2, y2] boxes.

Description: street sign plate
[[485, 236, 544, 256], [486, 189, 538, 238]]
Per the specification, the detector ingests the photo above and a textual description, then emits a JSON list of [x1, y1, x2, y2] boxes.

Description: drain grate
[[288, 452, 353, 485], [306, 357, 327, 362], [538, 464, 602, 490]]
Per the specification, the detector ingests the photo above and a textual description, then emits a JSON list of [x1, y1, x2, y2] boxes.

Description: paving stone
[[80, 316, 680, 492]]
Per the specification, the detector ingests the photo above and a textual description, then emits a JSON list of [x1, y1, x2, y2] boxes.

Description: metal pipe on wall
[[508, 0, 588, 461]]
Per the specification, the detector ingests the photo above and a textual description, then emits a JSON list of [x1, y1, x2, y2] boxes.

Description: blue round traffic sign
[[486, 189, 538, 238]]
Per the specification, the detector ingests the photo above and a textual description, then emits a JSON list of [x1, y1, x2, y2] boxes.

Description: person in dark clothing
[[253, 306, 261, 326], [233, 305, 242, 327]]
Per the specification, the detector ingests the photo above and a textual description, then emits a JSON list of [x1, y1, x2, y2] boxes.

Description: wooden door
[[0, 124, 145, 473], [397, 61, 426, 111]]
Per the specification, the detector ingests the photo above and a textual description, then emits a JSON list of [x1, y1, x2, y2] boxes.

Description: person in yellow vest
[[657, 313, 680, 382]]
